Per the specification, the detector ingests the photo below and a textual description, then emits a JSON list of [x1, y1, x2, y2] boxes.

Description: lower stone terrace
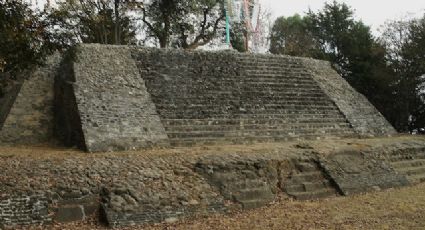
[[0, 135, 424, 228]]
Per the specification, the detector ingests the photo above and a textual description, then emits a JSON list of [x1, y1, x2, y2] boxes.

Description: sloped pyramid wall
[[300, 58, 397, 136], [0, 54, 60, 144], [55, 46, 168, 152], [55, 44, 396, 152]]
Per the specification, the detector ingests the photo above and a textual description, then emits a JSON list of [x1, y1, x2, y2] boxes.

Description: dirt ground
[[15, 182, 425, 230], [1, 135, 424, 159]]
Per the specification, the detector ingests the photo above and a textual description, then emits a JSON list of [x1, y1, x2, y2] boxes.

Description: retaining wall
[[1, 138, 424, 228]]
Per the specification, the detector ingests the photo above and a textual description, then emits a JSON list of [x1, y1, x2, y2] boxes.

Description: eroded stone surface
[[319, 150, 409, 195], [56, 45, 395, 152], [1, 137, 424, 227], [0, 54, 60, 144], [301, 58, 397, 137]]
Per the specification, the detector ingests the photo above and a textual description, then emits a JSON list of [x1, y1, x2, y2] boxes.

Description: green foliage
[[0, 1, 52, 74], [269, 1, 425, 132], [47, 0, 137, 45], [380, 16, 425, 131], [230, 22, 247, 52], [0, 1, 57, 97], [269, 14, 319, 57], [307, 1, 376, 81], [305, 1, 425, 132]]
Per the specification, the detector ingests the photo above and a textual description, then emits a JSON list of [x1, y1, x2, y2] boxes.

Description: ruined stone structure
[[0, 54, 60, 145], [1, 44, 422, 229], [0, 44, 396, 151]]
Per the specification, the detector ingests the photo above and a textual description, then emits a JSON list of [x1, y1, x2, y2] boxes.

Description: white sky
[[261, 0, 425, 33]]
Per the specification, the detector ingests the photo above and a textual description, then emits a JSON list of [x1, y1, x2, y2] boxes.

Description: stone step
[[245, 70, 309, 75], [157, 107, 343, 113], [155, 99, 335, 106], [241, 85, 322, 91], [284, 184, 305, 193], [229, 179, 267, 190], [164, 121, 350, 129], [302, 181, 333, 192], [163, 123, 352, 132], [388, 154, 425, 162], [155, 100, 334, 107], [288, 188, 336, 200], [407, 172, 425, 184], [153, 98, 333, 106], [289, 171, 324, 183], [166, 128, 354, 139], [391, 159, 425, 168], [143, 75, 314, 83], [149, 92, 327, 99], [155, 105, 341, 111], [143, 74, 313, 83], [162, 117, 349, 126], [157, 111, 344, 119], [241, 76, 314, 82], [155, 104, 339, 111], [239, 62, 302, 69], [219, 78, 315, 84], [243, 82, 318, 86], [285, 181, 332, 193], [244, 69, 309, 74], [148, 87, 325, 94], [168, 134, 355, 147], [158, 112, 347, 120], [151, 95, 331, 102], [171, 79, 319, 86], [244, 70, 310, 75], [237, 57, 298, 62], [145, 77, 316, 84], [233, 187, 274, 201], [397, 165, 425, 176], [150, 92, 329, 99], [238, 59, 299, 64]]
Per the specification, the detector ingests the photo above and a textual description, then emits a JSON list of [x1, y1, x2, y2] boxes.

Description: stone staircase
[[283, 160, 338, 200], [229, 179, 275, 209], [138, 53, 355, 146], [387, 148, 425, 184]]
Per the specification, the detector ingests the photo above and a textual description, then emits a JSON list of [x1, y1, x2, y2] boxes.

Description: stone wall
[[59, 45, 168, 152], [300, 58, 397, 137], [0, 80, 22, 130], [0, 137, 424, 228], [0, 194, 50, 228], [0, 55, 60, 144]]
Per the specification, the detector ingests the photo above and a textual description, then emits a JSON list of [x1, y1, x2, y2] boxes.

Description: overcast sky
[[32, 0, 424, 34], [261, 0, 425, 33]]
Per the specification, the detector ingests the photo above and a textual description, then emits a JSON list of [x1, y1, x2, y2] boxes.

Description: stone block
[[54, 205, 85, 223]]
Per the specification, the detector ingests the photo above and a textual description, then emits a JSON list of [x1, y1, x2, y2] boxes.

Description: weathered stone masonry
[[1, 138, 425, 228], [0, 44, 414, 228], [0, 54, 60, 145], [56, 46, 168, 152], [0, 44, 396, 151], [53, 44, 395, 152], [300, 58, 397, 137]]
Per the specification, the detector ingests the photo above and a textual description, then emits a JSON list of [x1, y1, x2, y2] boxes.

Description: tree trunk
[[114, 0, 120, 45]]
